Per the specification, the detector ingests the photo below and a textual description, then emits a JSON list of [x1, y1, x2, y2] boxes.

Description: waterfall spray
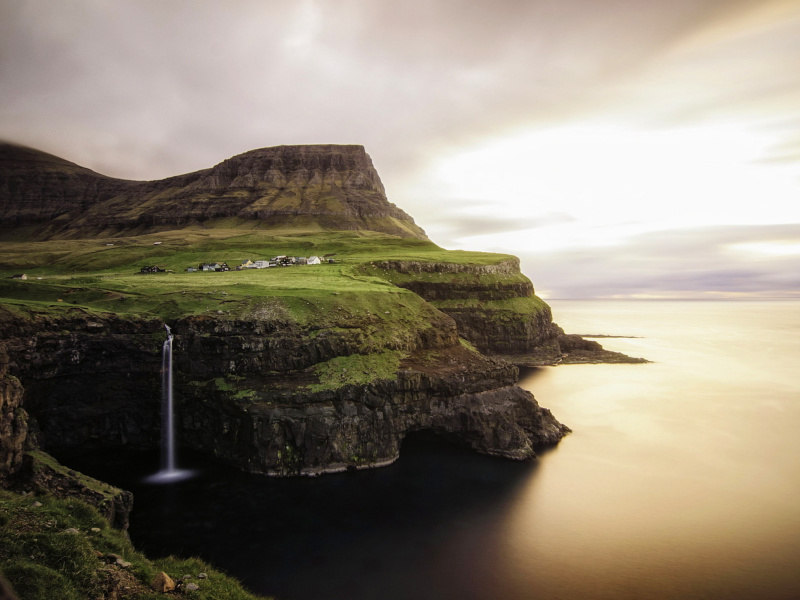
[[147, 324, 194, 483]]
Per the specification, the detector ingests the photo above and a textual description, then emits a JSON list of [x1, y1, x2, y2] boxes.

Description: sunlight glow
[[729, 242, 800, 257], [429, 121, 800, 246]]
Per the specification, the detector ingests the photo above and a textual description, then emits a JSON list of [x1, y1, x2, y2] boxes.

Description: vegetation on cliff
[[0, 142, 624, 598], [0, 487, 271, 600]]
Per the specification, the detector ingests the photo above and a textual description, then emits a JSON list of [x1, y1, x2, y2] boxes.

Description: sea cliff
[[0, 142, 648, 482], [0, 293, 568, 477]]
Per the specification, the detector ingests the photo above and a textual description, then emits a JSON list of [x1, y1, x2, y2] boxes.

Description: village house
[[199, 262, 229, 272], [10, 274, 27, 280], [140, 265, 165, 274], [192, 254, 326, 273]]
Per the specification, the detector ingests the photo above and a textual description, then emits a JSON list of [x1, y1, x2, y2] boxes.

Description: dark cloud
[[521, 225, 800, 297], [0, 0, 771, 181], [432, 212, 575, 238], [1, 1, 798, 300]]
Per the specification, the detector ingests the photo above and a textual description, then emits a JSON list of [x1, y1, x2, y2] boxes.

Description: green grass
[[309, 349, 407, 391], [0, 229, 512, 276], [0, 229, 518, 324], [363, 266, 531, 286], [430, 295, 550, 314], [0, 485, 272, 600], [27, 450, 120, 503]]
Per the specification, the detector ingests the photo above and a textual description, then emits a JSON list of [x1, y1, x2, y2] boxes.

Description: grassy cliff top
[[0, 231, 520, 322], [0, 229, 512, 273]]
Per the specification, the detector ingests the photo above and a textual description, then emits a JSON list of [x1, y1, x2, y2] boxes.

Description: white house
[[307, 256, 322, 265], [253, 260, 270, 269]]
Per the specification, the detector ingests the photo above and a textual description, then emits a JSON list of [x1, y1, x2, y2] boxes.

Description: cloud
[[1, 0, 798, 302], [521, 225, 800, 298], [0, 0, 777, 181], [427, 212, 575, 240]]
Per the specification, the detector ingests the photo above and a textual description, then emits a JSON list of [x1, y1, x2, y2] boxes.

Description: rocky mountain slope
[[0, 143, 426, 240], [0, 298, 568, 477], [0, 141, 647, 600], [0, 142, 646, 481]]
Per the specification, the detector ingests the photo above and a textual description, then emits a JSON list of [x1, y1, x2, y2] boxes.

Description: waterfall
[[147, 324, 194, 483], [161, 324, 175, 472]]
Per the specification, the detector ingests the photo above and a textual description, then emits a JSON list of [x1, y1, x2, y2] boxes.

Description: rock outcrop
[[0, 299, 569, 477], [0, 345, 26, 481], [0, 333, 134, 528], [0, 141, 643, 481], [370, 259, 645, 365], [0, 143, 427, 240]]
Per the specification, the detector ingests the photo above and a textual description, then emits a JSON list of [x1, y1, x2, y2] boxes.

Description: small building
[[307, 256, 322, 265], [253, 260, 270, 269], [140, 266, 164, 274], [153, 241, 162, 245], [10, 274, 27, 280], [200, 263, 220, 271], [186, 267, 197, 273], [241, 259, 254, 268]]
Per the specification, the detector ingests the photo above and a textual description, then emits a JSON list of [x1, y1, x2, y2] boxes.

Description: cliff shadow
[[60, 434, 542, 600]]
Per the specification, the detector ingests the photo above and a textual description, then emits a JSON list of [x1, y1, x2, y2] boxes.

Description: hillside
[[0, 142, 646, 470], [0, 143, 426, 240], [0, 142, 647, 598]]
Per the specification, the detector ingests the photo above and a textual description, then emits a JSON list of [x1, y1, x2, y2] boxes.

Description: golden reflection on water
[[491, 301, 800, 599]]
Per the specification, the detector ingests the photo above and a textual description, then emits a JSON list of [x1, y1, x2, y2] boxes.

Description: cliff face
[[366, 258, 645, 365], [0, 143, 427, 240], [370, 259, 564, 361], [0, 302, 569, 476], [0, 334, 134, 528], [0, 346, 26, 480]]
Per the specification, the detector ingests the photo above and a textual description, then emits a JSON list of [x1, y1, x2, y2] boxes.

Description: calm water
[[62, 300, 800, 600]]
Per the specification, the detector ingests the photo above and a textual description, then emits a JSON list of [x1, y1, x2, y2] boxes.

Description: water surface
[[63, 300, 800, 599]]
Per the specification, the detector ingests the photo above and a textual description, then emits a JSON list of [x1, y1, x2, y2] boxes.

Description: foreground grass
[[0, 488, 271, 600]]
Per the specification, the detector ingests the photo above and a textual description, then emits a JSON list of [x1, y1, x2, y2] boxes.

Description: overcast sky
[[2, 0, 799, 298]]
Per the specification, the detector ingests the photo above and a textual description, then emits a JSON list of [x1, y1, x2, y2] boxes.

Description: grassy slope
[[0, 452, 270, 600], [0, 229, 515, 322], [0, 228, 511, 273], [363, 261, 551, 327], [0, 229, 541, 598]]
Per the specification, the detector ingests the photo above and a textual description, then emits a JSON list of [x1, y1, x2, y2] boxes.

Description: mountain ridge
[[0, 142, 426, 240]]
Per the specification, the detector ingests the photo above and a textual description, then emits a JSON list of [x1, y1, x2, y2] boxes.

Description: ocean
[[63, 300, 800, 599]]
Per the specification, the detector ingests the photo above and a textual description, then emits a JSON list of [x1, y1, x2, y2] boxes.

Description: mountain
[[0, 143, 427, 240], [0, 141, 651, 599]]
